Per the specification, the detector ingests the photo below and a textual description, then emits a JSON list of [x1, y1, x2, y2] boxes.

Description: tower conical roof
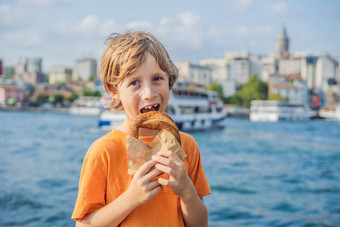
[[279, 24, 288, 38]]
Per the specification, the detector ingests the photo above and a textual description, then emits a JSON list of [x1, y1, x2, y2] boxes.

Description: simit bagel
[[129, 111, 181, 144]]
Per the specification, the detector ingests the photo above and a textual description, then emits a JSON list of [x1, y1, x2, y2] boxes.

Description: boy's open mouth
[[140, 104, 160, 113]]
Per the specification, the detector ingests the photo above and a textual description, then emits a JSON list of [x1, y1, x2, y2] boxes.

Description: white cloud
[[268, 2, 289, 15], [126, 20, 153, 30], [56, 15, 118, 38], [79, 15, 99, 33], [99, 20, 118, 37], [253, 25, 275, 37], [227, 0, 253, 12], [31, 0, 54, 5], [0, 4, 11, 13], [18, 0, 54, 6], [178, 12, 200, 27], [54, 11, 204, 51], [235, 26, 248, 36], [0, 4, 12, 25], [155, 12, 203, 49], [5, 30, 42, 47]]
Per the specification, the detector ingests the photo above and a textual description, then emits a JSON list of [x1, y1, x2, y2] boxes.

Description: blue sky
[[1, 0, 339, 73]]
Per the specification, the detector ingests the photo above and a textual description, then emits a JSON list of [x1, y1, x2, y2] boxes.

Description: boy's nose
[[142, 84, 156, 100]]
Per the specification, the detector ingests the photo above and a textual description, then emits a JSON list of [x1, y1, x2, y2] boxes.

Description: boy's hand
[[152, 150, 194, 198], [126, 160, 162, 206]]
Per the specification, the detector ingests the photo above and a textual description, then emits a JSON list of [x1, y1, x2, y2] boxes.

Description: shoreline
[[0, 106, 69, 113]]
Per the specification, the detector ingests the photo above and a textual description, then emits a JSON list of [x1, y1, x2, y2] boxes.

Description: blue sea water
[[0, 111, 340, 226]]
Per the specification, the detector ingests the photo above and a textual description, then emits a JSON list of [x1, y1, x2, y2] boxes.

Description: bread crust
[[129, 111, 181, 144]]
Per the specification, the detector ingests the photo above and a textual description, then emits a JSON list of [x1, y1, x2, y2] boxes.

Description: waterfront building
[[278, 57, 302, 75], [26, 58, 42, 73], [16, 58, 27, 74], [200, 50, 263, 97], [15, 58, 42, 74], [269, 77, 309, 107], [199, 24, 338, 105], [199, 57, 228, 82], [259, 55, 276, 82], [13, 72, 45, 85], [0, 84, 24, 106], [3, 65, 15, 80], [315, 55, 337, 92], [324, 82, 340, 107], [296, 53, 338, 92], [175, 61, 212, 87], [226, 51, 251, 85], [49, 66, 72, 84], [72, 58, 97, 82], [8, 58, 46, 85]]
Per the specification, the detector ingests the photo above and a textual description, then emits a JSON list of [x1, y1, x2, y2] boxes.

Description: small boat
[[98, 83, 227, 131], [250, 100, 316, 122], [98, 109, 126, 131], [165, 83, 226, 131], [319, 106, 340, 121], [69, 96, 101, 116]]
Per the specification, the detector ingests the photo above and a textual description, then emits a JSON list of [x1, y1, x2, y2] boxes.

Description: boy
[[72, 31, 211, 226]]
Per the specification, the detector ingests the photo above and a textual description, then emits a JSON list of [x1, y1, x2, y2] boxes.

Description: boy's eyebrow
[[125, 74, 138, 81]]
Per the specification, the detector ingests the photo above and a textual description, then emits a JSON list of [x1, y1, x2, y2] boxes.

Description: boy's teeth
[[141, 104, 159, 113]]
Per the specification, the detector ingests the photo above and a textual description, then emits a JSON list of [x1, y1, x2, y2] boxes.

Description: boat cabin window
[[178, 106, 211, 114], [173, 89, 209, 100]]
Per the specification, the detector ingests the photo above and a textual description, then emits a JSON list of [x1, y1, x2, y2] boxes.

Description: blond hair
[[100, 31, 178, 110]]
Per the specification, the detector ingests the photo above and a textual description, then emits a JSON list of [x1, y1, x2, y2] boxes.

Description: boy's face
[[117, 53, 170, 123]]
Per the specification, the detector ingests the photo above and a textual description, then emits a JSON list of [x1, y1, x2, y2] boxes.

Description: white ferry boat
[[98, 83, 227, 131], [250, 100, 316, 122], [319, 106, 340, 121], [69, 96, 101, 116]]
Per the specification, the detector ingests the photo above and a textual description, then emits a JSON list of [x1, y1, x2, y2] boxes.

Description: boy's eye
[[153, 76, 163, 81], [130, 80, 139, 86]]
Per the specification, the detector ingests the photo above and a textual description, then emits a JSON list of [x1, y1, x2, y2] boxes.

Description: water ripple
[[2, 113, 340, 226], [211, 185, 257, 194]]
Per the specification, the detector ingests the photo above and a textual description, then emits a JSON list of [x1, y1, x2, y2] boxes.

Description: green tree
[[206, 82, 224, 98], [36, 93, 49, 105], [230, 75, 268, 108], [268, 93, 288, 101], [83, 89, 101, 97], [88, 75, 95, 81], [52, 93, 64, 105], [67, 92, 79, 103], [228, 94, 243, 106], [206, 82, 231, 103]]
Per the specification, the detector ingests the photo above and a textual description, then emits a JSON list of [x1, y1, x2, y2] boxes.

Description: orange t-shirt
[[72, 130, 211, 226]]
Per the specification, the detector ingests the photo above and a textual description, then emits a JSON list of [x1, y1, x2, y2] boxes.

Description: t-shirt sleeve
[[184, 134, 211, 198], [71, 142, 108, 221]]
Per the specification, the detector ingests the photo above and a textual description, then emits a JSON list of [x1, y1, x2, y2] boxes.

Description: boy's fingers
[[135, 160, 156, 177], [144, 167, 163, 181], [156, 150, 182, 165], [155, 163, 176, 178], [158, 177, 170, 186], [147, 180, 162, 190], [152, 155, 173, 167], [157, 150, 172, 157], [150, 185, 162, 196]]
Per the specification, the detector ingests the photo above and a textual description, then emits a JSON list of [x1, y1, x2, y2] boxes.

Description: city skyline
[[1, 0, 339, 73]]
